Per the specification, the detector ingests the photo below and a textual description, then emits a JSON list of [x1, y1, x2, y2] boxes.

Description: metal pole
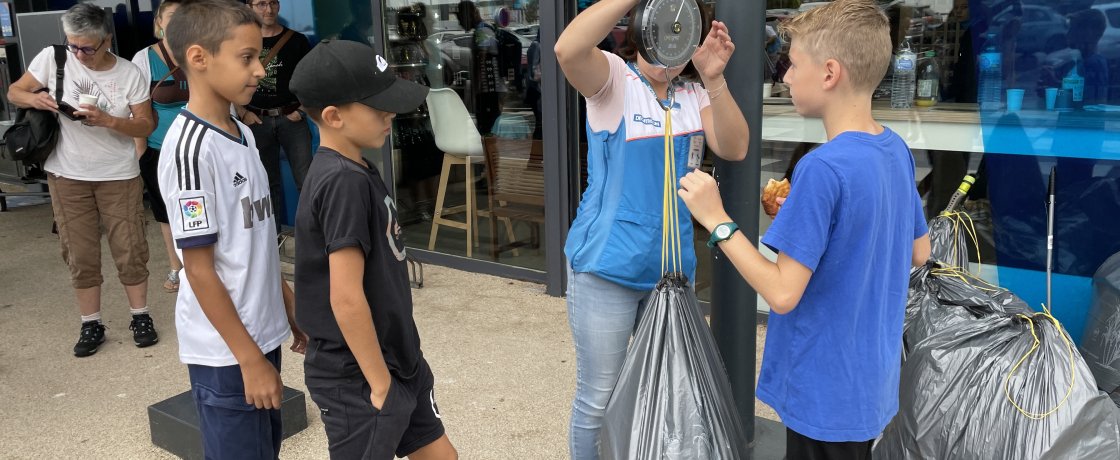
[[711, 0, 764, 454], [541, 0, 576, 297]]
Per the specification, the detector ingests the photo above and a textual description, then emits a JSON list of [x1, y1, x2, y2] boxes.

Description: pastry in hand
[[762, 178, 790, 218]]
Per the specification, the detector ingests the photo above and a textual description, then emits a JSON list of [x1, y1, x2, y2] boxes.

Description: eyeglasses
[[64, 38, 107, 56], [250, 1, 280, 10]]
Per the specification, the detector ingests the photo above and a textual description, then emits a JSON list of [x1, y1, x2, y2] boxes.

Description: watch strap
[[707, 222, 740, 248]]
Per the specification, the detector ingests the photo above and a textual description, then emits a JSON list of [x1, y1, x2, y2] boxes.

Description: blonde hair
[[780, 0, 891, 93]]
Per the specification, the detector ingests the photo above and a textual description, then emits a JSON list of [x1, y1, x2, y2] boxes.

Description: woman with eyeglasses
[[7, 3, 158, 358], [131, 0, 185, 294]]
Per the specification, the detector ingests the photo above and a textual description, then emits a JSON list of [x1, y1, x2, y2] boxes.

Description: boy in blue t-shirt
[[678, 0, 931, 457]]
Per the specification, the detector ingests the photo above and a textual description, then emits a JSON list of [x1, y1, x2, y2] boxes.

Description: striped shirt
[[157, 108, 290, 367]]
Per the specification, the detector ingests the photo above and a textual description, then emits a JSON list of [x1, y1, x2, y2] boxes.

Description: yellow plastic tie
[[1002, 312, 1077, 420], [661, 105, 682, 275]]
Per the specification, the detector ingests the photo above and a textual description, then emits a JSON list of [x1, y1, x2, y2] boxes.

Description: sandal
[[163, 270, 180, 293]]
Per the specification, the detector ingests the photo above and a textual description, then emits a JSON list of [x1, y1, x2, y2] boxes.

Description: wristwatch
[[707, 222, 740, 248]]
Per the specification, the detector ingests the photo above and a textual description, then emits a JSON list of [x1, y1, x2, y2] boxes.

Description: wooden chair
[[481, 136, 546, 260]]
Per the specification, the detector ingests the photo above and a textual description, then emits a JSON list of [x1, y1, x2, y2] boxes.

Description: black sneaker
[[74, 321, 106, 357], [129, 313, 159, 348]]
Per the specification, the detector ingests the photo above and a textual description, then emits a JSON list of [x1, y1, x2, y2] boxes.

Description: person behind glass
[[339, 0, 374, 47], [6, 3, 158, 358], [456, 1, 505, 135], [236, 0, 312, 230], [132, 0, 186, 294], [525, 29, 542, 140], [553, 0, 749, 457], [1039, 8, 1109, 106]]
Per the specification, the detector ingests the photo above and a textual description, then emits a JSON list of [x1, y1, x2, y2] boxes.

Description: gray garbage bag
[[927, 212, 974, 269], [877, 308, 1120, 459], [903, 262, 1030, 357], [600, 274, 748, 460], [1081, 252, 1120, 408]]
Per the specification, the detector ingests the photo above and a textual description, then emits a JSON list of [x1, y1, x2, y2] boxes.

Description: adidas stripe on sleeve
[[160, 115, 219, 248]]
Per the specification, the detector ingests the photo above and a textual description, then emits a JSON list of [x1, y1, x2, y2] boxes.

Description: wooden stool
[[428, 153, 484, 257]]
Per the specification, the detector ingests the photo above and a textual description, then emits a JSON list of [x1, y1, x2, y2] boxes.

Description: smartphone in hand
[[57, 102, 86, 121]]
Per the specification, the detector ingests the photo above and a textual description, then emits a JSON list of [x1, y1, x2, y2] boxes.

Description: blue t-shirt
[[758, 128, 928, 442]]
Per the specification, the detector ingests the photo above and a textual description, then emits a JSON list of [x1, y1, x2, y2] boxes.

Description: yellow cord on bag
[[1002, 311, 1077, 419], [661, 106, 682, 275], [929, 266, 1001, 294], [937, 210, 982, 272]]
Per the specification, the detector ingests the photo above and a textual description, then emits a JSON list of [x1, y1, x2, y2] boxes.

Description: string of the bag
[[939, 210, 982, 270], [929, 210, 1075, 420], [1003, 311, 1077, 419], [661, 105, 682, 275]]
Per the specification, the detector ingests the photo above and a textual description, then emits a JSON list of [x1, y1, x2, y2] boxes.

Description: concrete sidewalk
[[0, 201, 777, 459]]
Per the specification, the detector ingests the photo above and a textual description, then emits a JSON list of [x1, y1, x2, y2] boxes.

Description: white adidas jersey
[[158, 109, 290, 367]]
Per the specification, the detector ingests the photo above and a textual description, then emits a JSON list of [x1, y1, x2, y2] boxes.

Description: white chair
[[425, 88, 485, 257]]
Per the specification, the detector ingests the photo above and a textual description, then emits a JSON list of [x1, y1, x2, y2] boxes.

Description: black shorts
[[138, 146, 170, 223], [786, 427, 873, 460], [307, 357, 445, 460]]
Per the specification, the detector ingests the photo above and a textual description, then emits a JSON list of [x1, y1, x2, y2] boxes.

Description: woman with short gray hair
[[7, 3, 158, 357]]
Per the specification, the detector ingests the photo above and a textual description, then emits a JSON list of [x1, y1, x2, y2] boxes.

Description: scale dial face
[[635, 0, 703, 69]]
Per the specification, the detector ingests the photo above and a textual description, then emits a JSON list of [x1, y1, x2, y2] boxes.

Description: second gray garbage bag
[[1081, 252, 1120, 408], [876, 309, 1120, 459], [599, 274, 748, 460]]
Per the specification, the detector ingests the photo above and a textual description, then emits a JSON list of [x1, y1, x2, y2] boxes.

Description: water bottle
[[891, 41, 917, 109], [1062, 61, 1085, 109], [915, 51, 940, 107], [978, 33, 1002, 111]]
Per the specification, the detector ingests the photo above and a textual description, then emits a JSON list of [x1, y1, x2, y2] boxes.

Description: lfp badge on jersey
[[180, 197, 210, 231]]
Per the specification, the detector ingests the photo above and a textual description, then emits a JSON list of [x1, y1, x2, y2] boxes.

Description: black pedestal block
[[148, 386, 307, 459]]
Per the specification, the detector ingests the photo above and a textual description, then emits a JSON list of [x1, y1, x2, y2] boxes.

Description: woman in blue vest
[[555, 0, 749, 457], [132, 0, 186, 292]]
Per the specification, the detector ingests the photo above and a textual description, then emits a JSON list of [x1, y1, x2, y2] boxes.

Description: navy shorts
[[306, 357, 445, 460], [187, 347, 283, 460]]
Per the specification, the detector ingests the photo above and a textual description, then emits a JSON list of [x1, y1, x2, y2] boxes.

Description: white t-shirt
[[27, 47, 150, 181], [158, 109, 290, 366], [130, 47, 153, 83]]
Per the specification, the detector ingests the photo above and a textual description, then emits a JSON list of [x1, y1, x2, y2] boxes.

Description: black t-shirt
[[295, 147, 421, 380], [251, 27, 311, 109]]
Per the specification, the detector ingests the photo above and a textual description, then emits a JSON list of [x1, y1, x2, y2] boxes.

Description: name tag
[[688, 135, 705, 170]]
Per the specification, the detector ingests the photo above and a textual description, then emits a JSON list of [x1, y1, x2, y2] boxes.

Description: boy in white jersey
[[157, 1, 307, 458]]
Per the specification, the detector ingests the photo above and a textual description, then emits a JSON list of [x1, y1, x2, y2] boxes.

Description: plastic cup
[[1045, 88, 1059, 110], [78, 94, 98, 108], [1006, 89, 1025, 112], [763, 83, 773, 99]]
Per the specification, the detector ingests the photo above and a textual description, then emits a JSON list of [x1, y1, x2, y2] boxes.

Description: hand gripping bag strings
[[599, 96, 748, 459]]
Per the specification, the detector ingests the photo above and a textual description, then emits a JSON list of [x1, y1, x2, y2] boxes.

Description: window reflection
[[383, 1, 546, 270], [759, 0, 1120, 334]]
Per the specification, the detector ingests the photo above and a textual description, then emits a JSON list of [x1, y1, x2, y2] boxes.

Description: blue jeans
[[566, 266, 650, 460]]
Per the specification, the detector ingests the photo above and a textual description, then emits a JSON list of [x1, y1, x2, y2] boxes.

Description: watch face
[[635, 0, 703, 68], [716, 225, 731, 239]]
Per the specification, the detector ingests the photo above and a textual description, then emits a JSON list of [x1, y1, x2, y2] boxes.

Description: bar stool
[[425, 88, 485, 257]]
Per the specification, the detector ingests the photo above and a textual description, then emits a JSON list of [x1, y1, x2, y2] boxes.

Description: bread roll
[[762, 178, 790, 217]]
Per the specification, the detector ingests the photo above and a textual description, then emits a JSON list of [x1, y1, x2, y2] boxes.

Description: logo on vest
[[633, 114, 662, 128]]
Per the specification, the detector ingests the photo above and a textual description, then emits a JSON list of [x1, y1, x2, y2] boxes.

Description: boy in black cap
[[289, 40, 457, 460]]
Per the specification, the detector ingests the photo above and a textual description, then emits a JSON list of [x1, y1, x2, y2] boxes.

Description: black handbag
[[2, 45, 67, 165]]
